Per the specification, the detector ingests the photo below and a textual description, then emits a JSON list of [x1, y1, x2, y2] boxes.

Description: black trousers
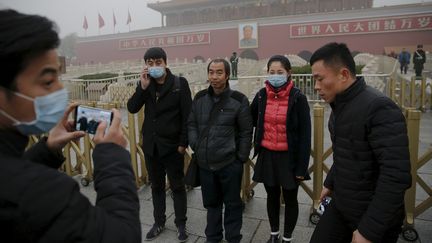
[[145, 147, 187, 227], [400, 62, 408, 74], [309, 201, 402, 243], [264, 184, 299, 238], [231, 64, 238, 77], [415, 67, 423, 77], [200, 161, 244, 243]]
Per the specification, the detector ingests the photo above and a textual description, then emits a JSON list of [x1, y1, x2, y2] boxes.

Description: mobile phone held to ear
[[74, 105, 113, 134]]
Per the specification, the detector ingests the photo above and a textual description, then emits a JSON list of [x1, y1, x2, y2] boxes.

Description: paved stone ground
[[79, 110, 432, 243]]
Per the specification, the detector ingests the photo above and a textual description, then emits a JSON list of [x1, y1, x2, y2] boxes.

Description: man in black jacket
[[309, 43, 411, 243], [413, 44, 426, 77], [0, 10, 140, 243], [127, 47, 192, 242], [188, 59, 253, 243]]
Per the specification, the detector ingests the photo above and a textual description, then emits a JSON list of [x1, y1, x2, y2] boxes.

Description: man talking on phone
[[127, 47, 192, 242]]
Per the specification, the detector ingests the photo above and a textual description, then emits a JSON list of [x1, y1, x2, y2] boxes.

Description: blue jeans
[[200, 161, 244, 243]]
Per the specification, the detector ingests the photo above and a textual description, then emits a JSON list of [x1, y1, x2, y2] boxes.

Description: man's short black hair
[[143, 47, 167, 63], [310, 42, 356, 77], [243, 25, 253, 31], [267, 55, 291, 72], [0, 9, 60, 90], [207, 58, 230, 80], [417, 44, 423, 48]]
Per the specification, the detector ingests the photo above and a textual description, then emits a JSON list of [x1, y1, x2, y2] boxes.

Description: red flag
[[82, 16, 88, 30], [126, 10, 131, 25], [98, 13, 105, 28], [113, 11, 117, 27]]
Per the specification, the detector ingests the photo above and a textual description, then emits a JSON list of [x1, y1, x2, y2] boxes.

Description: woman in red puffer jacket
[[250, 55, 311, 243]]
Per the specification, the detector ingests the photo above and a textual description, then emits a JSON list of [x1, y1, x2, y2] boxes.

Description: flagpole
[[113, 9, 116, 34], [83, 15, 88, 37], [98, 12, 105, 35], [127, 8, 131, 32]]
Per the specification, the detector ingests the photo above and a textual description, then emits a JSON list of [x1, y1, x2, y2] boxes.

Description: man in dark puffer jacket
[[0, 10, 140, 243], [309, 43, 411, 243], [188, 59, 253, 243]]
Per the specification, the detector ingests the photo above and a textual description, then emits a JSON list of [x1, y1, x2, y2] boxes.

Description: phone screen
[[75, 106, 113, 134]]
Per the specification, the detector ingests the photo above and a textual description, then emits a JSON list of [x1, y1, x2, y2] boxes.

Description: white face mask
[[148, 66, 165, 79], [267, 74, 288, 88], [0, 88, 68, 135]]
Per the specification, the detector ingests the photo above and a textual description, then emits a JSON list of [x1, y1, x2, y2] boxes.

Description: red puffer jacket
[[261, 81, 293, 151]]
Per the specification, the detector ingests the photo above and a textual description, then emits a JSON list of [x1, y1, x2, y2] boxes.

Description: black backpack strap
[[173, 76, 181, 92]]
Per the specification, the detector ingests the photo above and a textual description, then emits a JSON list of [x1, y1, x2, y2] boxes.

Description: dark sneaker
[[177, 225, 188, 242], [145, 224, 165, 241], [267, 234, 280, 243]]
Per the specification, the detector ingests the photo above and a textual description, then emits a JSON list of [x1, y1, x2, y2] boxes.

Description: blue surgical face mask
[[267, 74, 287, 88], [0, 88, 69, 135], [148, 66, 166, 79]]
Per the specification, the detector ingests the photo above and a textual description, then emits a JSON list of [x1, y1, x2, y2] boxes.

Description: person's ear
[[339, 68, 350, 82]]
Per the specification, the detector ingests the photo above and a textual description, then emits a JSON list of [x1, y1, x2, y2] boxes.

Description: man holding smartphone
[[0, 10, 140, 243], [127, 47, 192, 242]]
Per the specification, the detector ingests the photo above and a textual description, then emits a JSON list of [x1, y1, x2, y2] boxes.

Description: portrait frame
[[239, 22, 258, 49]]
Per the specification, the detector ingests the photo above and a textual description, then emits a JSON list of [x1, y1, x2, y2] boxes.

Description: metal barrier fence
[[44, 102, 431, 242], [390, 76, 432, 112], [403, 108, 432, 241], [64, 73, 431, 112]]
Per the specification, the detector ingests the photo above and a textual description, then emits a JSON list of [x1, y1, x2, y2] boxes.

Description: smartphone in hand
[[74, 105, 113, 134]]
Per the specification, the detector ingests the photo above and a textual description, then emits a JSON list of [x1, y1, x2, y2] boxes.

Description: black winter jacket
[[127, 69, 192, 157], [413, 49, 426, 70], [324, 77, 411, 242], [250, 85, 311, 179], [0, 130, 141, 243], [188, 86, 253, 171]]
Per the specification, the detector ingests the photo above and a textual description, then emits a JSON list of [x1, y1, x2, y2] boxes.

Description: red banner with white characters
[[119, 32, 211, 50], [290, 14, 432, 38]]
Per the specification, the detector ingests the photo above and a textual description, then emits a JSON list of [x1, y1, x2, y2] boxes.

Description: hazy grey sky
[[0, 0, 430, 38]]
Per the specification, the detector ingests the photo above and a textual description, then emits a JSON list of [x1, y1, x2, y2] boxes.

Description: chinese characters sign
[[290, 15, 431, 38], [119, 32, 210, 50]]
